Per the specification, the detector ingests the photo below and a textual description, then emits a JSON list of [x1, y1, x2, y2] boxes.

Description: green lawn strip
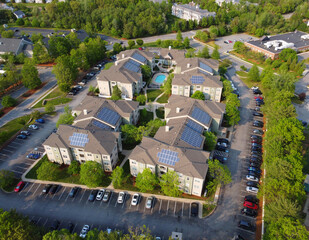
[[25, 155, 47, 179], [156, 107, 165, 119], [236, 72, 264, 93], [157, 93, 169, 103], [235, 70, 248, 77], [1, 178, 20, 192], [147, 89, 163, 102], [104, 62, 114, 70], [32, 87, 71, 108], [202, 203, 216, 217]]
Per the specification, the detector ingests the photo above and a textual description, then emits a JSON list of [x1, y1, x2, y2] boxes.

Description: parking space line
[[107, 192, 113, 207], [114, 197, 118, 207], [79, 189, 86, 203], [43, 218, 48, 227], [65, 189, 71, 202], [37, 217, 41, 224], [58, 187, 67, 200], [12, 169, 23, 174], [122, 194, 127, 209], [181, 202, 184, 217], [100, 197, 104, 206], [72, 224, 77, 233], [159, 199, 162, 213], [174, 201, 177, 216], [18, 182, 29, 195], [2, 149, 13, 153], [166, 200, 169, 215]]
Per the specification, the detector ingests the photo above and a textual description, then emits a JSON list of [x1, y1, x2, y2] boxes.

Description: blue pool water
[[154, 74, 166, 84]]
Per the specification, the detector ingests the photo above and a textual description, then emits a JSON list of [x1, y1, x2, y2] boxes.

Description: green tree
[[21, 59, 41, 89], [80, 161, 105, 188], [176, 30, 183, 42], [67, 160, 80, 175], [183, 37, 190, 49], [136, 39, 144, 46], [1, 95, 17, 108], [255, 28, 265, 37], [248, 65, 260, 82], [16, 18, 24, 26], [222, 80, 233, 99], [233, 41, 245, 52], [111, 85, 122, 100], [121, 124, 143, 146], [33, 42, 51, 64], [128, 40, 135, 49], [48, 36, 71, 58], [53, 55, 78, 92], [225, 93, 240, 126], [0, 170, 15, 190], [113, 42, 122, 54], [208, 159, 232, 185], [135, 168, 158, 192], [1, 30, 14, 38], [204, 131, 217, 151], [197, 46, 210, 58], [163, 73, 173, 95], [211, 46, 220, 60], [37, 160, 59, 181], [65, 32, 81, 49], [279, 48, 298, 62], [43, 229, 79, 240], [44, 103, 55, 113], [160, 170, 182, 197], [110, 166, 124, 188], [141, 65, 152, 82], [191, 91, 205, 100], [56, 106, 75, 128], [136, 95, 146, 105], [31, 33, 44, 44]]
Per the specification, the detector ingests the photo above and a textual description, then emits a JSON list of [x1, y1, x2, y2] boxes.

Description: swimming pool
[[154, 74, 166, 84]]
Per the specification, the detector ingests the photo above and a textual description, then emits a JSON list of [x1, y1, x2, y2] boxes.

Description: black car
[[17, 134, 27, 139], [69, 187, 79, 198], [65, 222, 74, 233], [50, 220, 60, 231], [88, 190, 98, 202], [253, 121, 264, 128], [215, 145, 229, 152], [42, 184, 53, 194], [251, 150, 262, 156], [233, 89, 240, 97], [251, 143, 262, 149], [253, 129, 264, 135], [249, 162, 261, 168], [245, 195, 259, 204], [241, 208, 257, 217], [191, 202, 199, 217], [253, 112, 263, 117], [251, 135, 262, 140], [251, 154, 262, 159], [253, 89, 262, 95], [213, 154, 227, 163], [217, 138, 229, 145], [68, 89, 77, 95], [251, 138, 262, 144], [250, 156, 262, 162], [248, 170, 261, 177], [49, 185, 59, 195], [251, 147, 262, 153], [238, 220, 255, 232], [247, 181, 259, 188]]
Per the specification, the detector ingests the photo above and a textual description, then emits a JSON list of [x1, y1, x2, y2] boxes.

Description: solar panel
[[199, 62, 213, 74], [186, 119, 204, 133], [190, 76, 205, 84], [92, 120, 111, 130], [69, 132, 89, 147], [157, 149, 180, 166], [180, 126, 203, 148], [96, 107, 120, 126], [124, 60, 141, 72], [191, 107, 211, 125], [132, 53, 147, 63]]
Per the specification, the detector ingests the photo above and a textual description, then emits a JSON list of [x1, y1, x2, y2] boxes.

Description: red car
[[243, 200, 258, 210], [254, 96, 263, 100], [14, 181, 25, 193], [228, 40, 233, 43]]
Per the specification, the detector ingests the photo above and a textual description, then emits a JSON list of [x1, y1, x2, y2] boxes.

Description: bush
[[67, 160, 80, 175], [0, 170, 15, 190], [37, 160, 59, 181], [45, 103, 55, 113], [1, 95, 17, 108], [240, 65, 247, 71], [136, 95, 146, 105], [298, 92, 306, 101]]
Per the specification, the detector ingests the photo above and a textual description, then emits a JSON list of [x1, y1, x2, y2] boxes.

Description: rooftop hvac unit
[[301, 34, 309, 40]]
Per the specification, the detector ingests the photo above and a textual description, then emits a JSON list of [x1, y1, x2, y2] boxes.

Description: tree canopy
[[21, 59, 41, 89], [191, 91, 205, 100], [159, 171, 182, 197], [37, 159, 60, 181], [110, 166, 124, 188], [135, 168, 158, 192], [56, 106, 75, 128], [80, 161, 105, 188]]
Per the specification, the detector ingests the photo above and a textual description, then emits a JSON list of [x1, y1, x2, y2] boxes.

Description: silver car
[[79, 225, 90, 238], [117, 192, 125, 204], [96, 189, 105, 201], [145, 196, 154, 209]]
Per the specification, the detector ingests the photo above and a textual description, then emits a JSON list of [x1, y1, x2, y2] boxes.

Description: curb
[[29, 84, 58, 109]]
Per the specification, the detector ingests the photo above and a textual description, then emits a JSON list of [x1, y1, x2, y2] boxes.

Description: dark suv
[[191, 202, 199, 217], [241, 208, 257, 217], [238, 220, 255, 231]]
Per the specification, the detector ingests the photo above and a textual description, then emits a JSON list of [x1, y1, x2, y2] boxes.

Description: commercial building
[[245, 31, 309, 59], [215, 0, 239, 6]]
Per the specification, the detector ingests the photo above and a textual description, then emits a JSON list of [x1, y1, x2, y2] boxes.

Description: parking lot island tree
[[36, 160, 60, 181], [80, 161, 105, 188], [0, 169, 15, 191], [43, 229, 80, 240], [211, 46, 220, 60], [208, 159, 232, 186], [110, 166, 124, 188], [159, 170, 182, 197], [248, 64, 260, 82], [21, 59, 41, 90], [135, 168, 158, 192]]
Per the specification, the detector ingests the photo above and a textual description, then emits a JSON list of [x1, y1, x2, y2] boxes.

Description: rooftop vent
[[165, 126, 170, 132], [83, 109, 87, 115], [187, 63, 191, 68], [176, 107, 181, 113], [122, 54, 125, 58]]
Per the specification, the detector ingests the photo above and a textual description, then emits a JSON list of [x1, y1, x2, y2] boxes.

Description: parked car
[[251, 135, 262, 141], [252, 143, 262, 148], [241, 208, 257, 217], [253, 129, 263, 135], [50, 220, 60, 231], [255, 99, 264, 103], [131, 193, 140, 206], [69, 187, 79, 198], [88, 190, 98, 202], [224, 40, 229, 44], [103, 190, 111, 202], [27, 153, 40, 159], [251, 150, 262, 156], [29, 124, 39, 130], [228, 40, 233, 43], [213, 154, 228, 163], [20, 130, 31, 136], [245, 195, 259, 204], [251, 139, 262, 144], [256, 101, 264, 106], [35, 119, 45, 124], [248, 170, 261, 178], [145, 196, 154, 209], [249, 162, 261, 168], [246, 175, 259, 182], [215, 145, 229, 152], [246, 181, 259, 188], [253, 112, 263, 117], [117, 191, 125, 204], [246, 186, 259, 194], [251, 86, 259, 91], [255, 107, 261, 111], [238, 220, 255, 231], [250, 157, 262, 164], [42, 184, 52, 194], [96, 189, 105, 201], [248, 167, 261, 174], [49, 185, 59, 195], [191, 202, 199, 217], [243, 200, 258, 210], [254, 96, 263, 100], [65, 222, 74, 233], [80, 225, 90, 238], [68, 89, 77, 95], [217, 138, 229, 145], [253, 121, 263, 128], [14, 181, 25, 192], [253, 89, 262, 95], [251, 147, 262, 153], [17, 134, 27, 139], [251, 154, 262, 160]]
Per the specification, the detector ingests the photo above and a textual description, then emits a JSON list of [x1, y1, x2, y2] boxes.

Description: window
[[111, 159, 113, 164], [80, 154, 85, 158], [63, 155, 67, 158], [187, 177, 190, 180], [78, 149, 83, 152], [46, 147, 51, 150], [87, 153, 92, 157], [104, 162, 109, 166]]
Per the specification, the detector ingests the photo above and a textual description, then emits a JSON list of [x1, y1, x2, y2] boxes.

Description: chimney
[[115, 62, 118, 66], [187, 63, 191, 68], [165, 126, 170, 132], [176, 107, 181, 113], [83, 109, 87, 115], [122, 54, 125, 58], [169, 46, 172, 50]]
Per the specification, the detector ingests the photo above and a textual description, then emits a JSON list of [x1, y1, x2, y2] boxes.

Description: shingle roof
[[128, 137, 209, 179], [173, 3, 216, 17], [0, 38, 22, 54], [14, 10, 25, 17]]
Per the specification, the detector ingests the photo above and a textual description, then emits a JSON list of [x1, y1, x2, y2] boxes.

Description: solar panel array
[[92, 120, 111, 130], [157, 149, 180, 166], [199, 62, 213, 74], [69, 132, 89, 147], [186, 119, 204, 133], [180, 126, 203, 148], [190, 76, 205, 84], [132, 53, 147, 63], [97, 107, 120, 126], [191, 107, 211, 125], [124, 59, 141, 72]]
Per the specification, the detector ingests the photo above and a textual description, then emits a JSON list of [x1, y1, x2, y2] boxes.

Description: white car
[[246, 186, 258, 194], [117, 192, 125, 204], [131, 193, 140, 206], [28, 124, 38, 130], [79, 225, 90, 238], [246, 175, 259, 182], [145, 196, 154, 209], [96, 189, 105, 201], [107, 228, 112, 234], [251, 86, 259, 91]]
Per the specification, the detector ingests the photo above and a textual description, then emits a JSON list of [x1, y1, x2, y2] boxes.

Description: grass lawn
[[157, 93, 169, 103], [1, 177, 20, 192], [138, 109, 154, 126], [104, 62, 114, 70], [156, 107, 165, 119], [0, 114, 32, 146], [236, 71, 264, 93], [207, 41, 220, 49], [236, 70, 248, 77], [202, 204, 216, 217], [25, 155, 47, 179], [32, 87, 71, 108], [147, 89, 163, 102]]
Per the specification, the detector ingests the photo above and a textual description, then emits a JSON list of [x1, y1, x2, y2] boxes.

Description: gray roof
[[246, 31, 309, 54], [116, 49, 154, 63], [128, 137, 209, 179], [173, 3, 216, 17], [0, 38, 27, 54], [43, 125, 119, 155], [14, 10, 25, 17]]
